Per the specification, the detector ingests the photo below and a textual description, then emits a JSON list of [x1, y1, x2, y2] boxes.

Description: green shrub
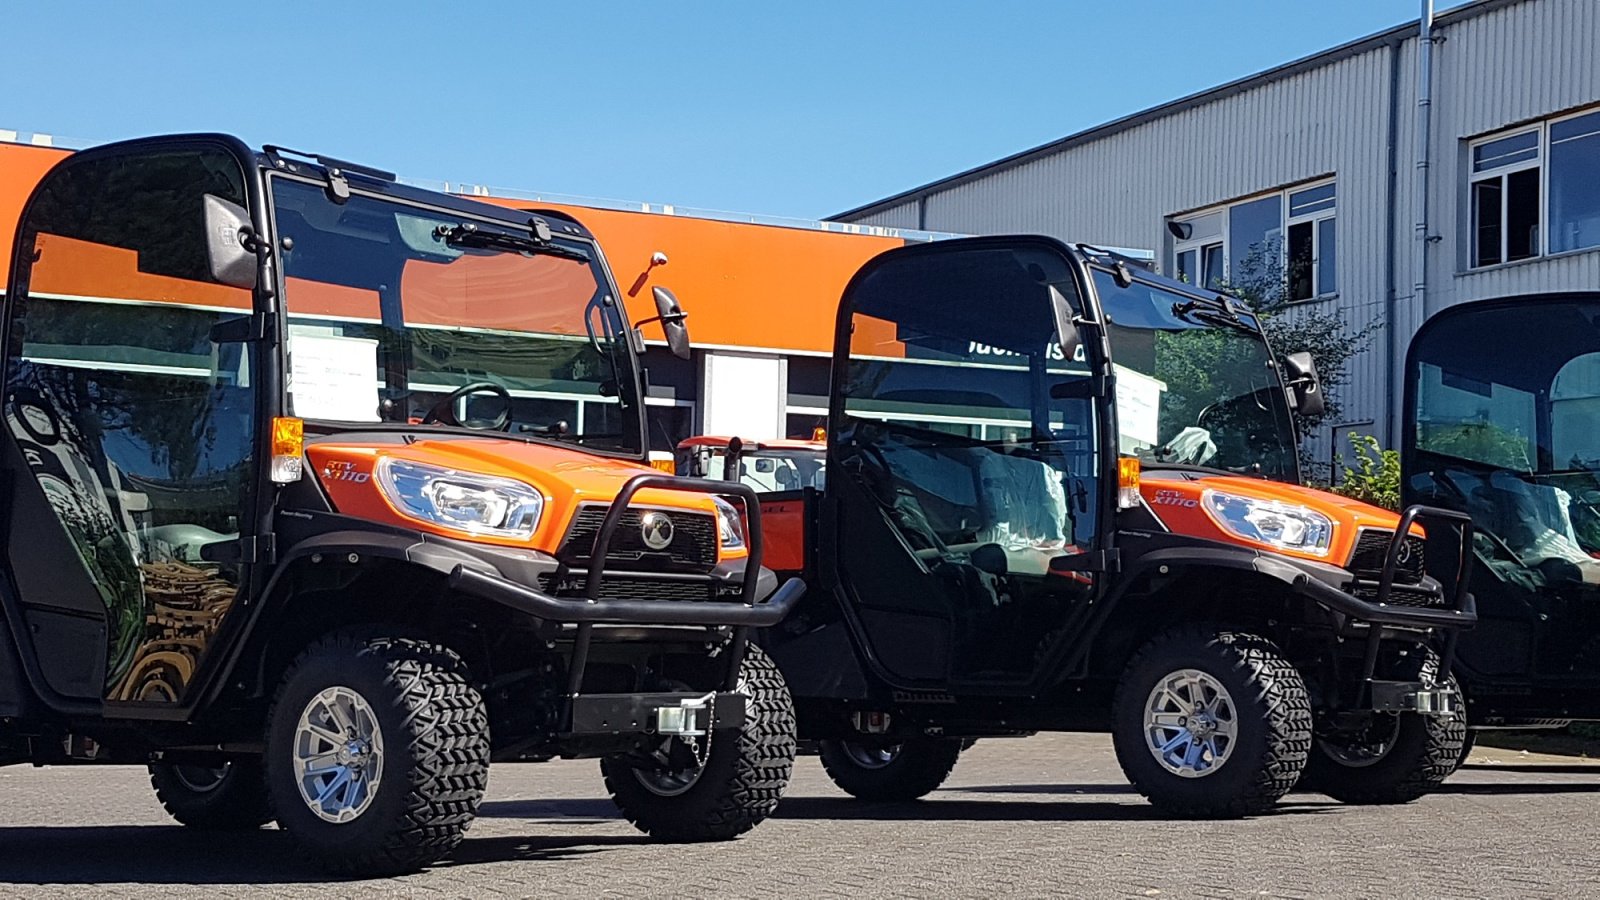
[[1333, 433, 1400, 511]]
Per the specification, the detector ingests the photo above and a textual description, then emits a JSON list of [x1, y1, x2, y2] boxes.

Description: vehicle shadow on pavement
[[0, 826, 315, 884], [1433, 780, 1600, 795], [771, 795, 1339, 822], [476, 797, 622, 821], [1459, 763, 1600, 776]]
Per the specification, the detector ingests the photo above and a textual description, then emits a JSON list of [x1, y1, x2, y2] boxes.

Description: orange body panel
[[757, 497, 808, 573], [1141, 473, 1418, 565], [307, 438, 741, 561]]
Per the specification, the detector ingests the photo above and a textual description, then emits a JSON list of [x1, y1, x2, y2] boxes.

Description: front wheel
[[1112, 627, 1312, 818], [602, 644, 796, 841], [264, 632, 491, 877], [818, 737, 963, 801], [149, 759, 272, 830], [1299, 654, 1464, 805]]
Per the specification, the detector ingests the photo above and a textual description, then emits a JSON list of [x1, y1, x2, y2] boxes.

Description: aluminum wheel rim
[[842, 741, 901, 770], [172, 763, 230, 793], [293, 685, 384, 824], [1317, 715, 1401, 768], [1144, 668, 1238, 778]]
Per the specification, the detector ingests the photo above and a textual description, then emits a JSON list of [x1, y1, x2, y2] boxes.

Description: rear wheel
[[1112, 627, 1312, 818], [818, 737, 963, 801], [149, 759, 272, 830], [265, 632, 490, 877], [1299, 652, 1464, 805], [602, 644, 796, 841]]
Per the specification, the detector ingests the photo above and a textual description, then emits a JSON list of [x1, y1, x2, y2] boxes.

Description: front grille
[[559, 504, 718, 571], [1348, 529, 1426, 585], [538, 573, 717, 603]]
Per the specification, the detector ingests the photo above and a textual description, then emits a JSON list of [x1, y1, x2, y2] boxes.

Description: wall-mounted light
[[1166, 220, 1193, 241]]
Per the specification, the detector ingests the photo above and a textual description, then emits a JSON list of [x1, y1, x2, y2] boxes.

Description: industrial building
[[832, 0, 1600, 460]]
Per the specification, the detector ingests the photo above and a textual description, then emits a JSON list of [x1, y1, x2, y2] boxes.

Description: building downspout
[[1383, 38, 1403, 447], [1413, 0, 1436, 322]]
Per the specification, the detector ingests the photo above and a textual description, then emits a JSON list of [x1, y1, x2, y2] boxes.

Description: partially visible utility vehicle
[[1404, 293, 1600, 757], [676, 435, 828, 493], [760, 236, 1476, 817], [0, 134, 802, 875]]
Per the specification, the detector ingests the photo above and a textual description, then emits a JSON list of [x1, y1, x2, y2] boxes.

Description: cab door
[[826, 237, 1109, 689], [1, 140, 261, 708]]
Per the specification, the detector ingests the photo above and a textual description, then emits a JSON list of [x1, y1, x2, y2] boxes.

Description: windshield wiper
[[1171, 300, 1258, 336], [435, 222, 590, 262]]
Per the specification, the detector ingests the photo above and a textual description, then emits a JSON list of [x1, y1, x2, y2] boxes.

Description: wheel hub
[[1144, 669, 1238, 779], [292, 685, 385, 824]]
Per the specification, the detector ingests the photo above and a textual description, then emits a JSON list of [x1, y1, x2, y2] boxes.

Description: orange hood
[[306, 437, 731, 555], [1141, 472, 1409, 566]]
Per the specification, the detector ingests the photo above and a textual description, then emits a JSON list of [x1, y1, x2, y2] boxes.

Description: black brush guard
[[447, 475, 804, 702]]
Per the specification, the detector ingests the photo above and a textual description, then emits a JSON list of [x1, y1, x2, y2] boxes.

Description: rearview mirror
[[652, 286, 691, 361], [1282, 350, 1325, 418], [203, 194, 257, 290]]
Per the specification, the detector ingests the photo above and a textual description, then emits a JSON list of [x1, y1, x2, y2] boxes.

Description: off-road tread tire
[[1300, 651, 1464, 805], [1112, 627, 1312, 818], [149, 759, 273, 830], [601, 644, 796, 841], [817, 737, 963, 801], [265, 632, 490, 877], [1456, 729, 1476, 770]]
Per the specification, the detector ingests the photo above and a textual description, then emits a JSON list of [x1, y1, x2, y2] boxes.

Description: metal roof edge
[[828, 0, 1525, 223]]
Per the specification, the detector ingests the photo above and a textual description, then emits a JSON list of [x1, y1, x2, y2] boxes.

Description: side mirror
[[1282, 350, 1325, 418], [203, 194, 258, 290], [651, 286, 691, 361]]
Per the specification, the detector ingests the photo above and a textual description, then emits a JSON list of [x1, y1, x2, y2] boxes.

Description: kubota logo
[[640, 511, 675, 550], [1151, 490, 1198, 508]]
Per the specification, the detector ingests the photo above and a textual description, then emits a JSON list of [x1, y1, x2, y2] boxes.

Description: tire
[[149, 759, 272, 830], [1299, 651, 1464, 805], [601, 644, 796, 841], [817, 737, 963, 801], [264, 632, 490, 877], [1456, 729, 1477, 770], [1112, 627, 1312, 818]]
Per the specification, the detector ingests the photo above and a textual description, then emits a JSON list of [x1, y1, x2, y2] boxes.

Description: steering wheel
[[422, 382, 513, 431]]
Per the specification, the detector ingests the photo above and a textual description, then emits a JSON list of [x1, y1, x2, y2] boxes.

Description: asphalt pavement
[[1, 733, 1597, 898]]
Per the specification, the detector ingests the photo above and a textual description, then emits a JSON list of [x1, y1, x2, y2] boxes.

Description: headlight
[[712, 496, 746, 551], [375, 458, 544, 539], [1201, 490, 1334, 557]]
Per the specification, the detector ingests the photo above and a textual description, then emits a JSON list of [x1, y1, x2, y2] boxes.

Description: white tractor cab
[[677, 435, 828, 493], [1404, 293, 1600, 755]]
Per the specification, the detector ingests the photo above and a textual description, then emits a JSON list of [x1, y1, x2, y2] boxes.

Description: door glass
[[5, 147, 256, 703], [840, 243, 1099, 681]]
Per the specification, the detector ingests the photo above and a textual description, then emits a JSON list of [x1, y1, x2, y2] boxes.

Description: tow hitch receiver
[[568, 691, 745, 736], [1369, 680, 1460, 717]]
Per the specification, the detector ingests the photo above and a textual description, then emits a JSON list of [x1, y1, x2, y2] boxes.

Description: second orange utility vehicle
[[758, 237, 1476, 817]]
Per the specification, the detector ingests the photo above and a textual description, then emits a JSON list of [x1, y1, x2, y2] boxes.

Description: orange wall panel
[[0, 143, 72, 286]]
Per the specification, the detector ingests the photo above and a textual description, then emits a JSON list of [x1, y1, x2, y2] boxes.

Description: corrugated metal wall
[[840, 0, 1600, 461]]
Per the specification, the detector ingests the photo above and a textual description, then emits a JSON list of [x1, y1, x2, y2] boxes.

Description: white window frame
[[1467, 105, 1600, 270], [1168, 178, 1337, 303], [1285, 179, 1337, 301], [1468, 125, 1542, 269]]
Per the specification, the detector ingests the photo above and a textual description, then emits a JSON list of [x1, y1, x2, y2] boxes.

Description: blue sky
[[3, 2, 1464, 220]]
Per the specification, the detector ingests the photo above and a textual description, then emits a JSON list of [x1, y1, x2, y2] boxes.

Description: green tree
[[1332, 433, 1400, 511]]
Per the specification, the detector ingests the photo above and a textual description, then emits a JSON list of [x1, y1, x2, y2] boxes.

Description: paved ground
[[1, 733, 1597, 898]]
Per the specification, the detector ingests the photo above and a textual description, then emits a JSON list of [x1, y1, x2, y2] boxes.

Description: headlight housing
[[375, 458, 544, 539], [712, 496, 746, 551], [1201, 490, 1334, 557]]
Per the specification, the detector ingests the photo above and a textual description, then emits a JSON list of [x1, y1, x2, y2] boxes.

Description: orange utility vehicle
[[0, 134, 802, 875], [758, 237, 1476, 817]]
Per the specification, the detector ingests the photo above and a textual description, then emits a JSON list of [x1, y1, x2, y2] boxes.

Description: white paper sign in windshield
[[1115, 364, 1166, 453], [288, 331, 381, 422]]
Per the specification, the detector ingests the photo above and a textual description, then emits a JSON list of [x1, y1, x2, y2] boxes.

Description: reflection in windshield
[[271, 178, 640, 455], [706, 449, 826, 492], [1094, 271, 1297, 479]]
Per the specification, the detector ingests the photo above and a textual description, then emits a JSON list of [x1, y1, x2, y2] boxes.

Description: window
[[1286, 182, 1336, 300], [1468, 107, 1600, 268], [1168, 180, 1335, 302], [1470, 129, 1540, 267]]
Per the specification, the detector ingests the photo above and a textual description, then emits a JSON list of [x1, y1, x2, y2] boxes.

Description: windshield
[[1094, 270, 1297, 479], [703, 447, 826, 492], [271, 177, 641, 455]]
